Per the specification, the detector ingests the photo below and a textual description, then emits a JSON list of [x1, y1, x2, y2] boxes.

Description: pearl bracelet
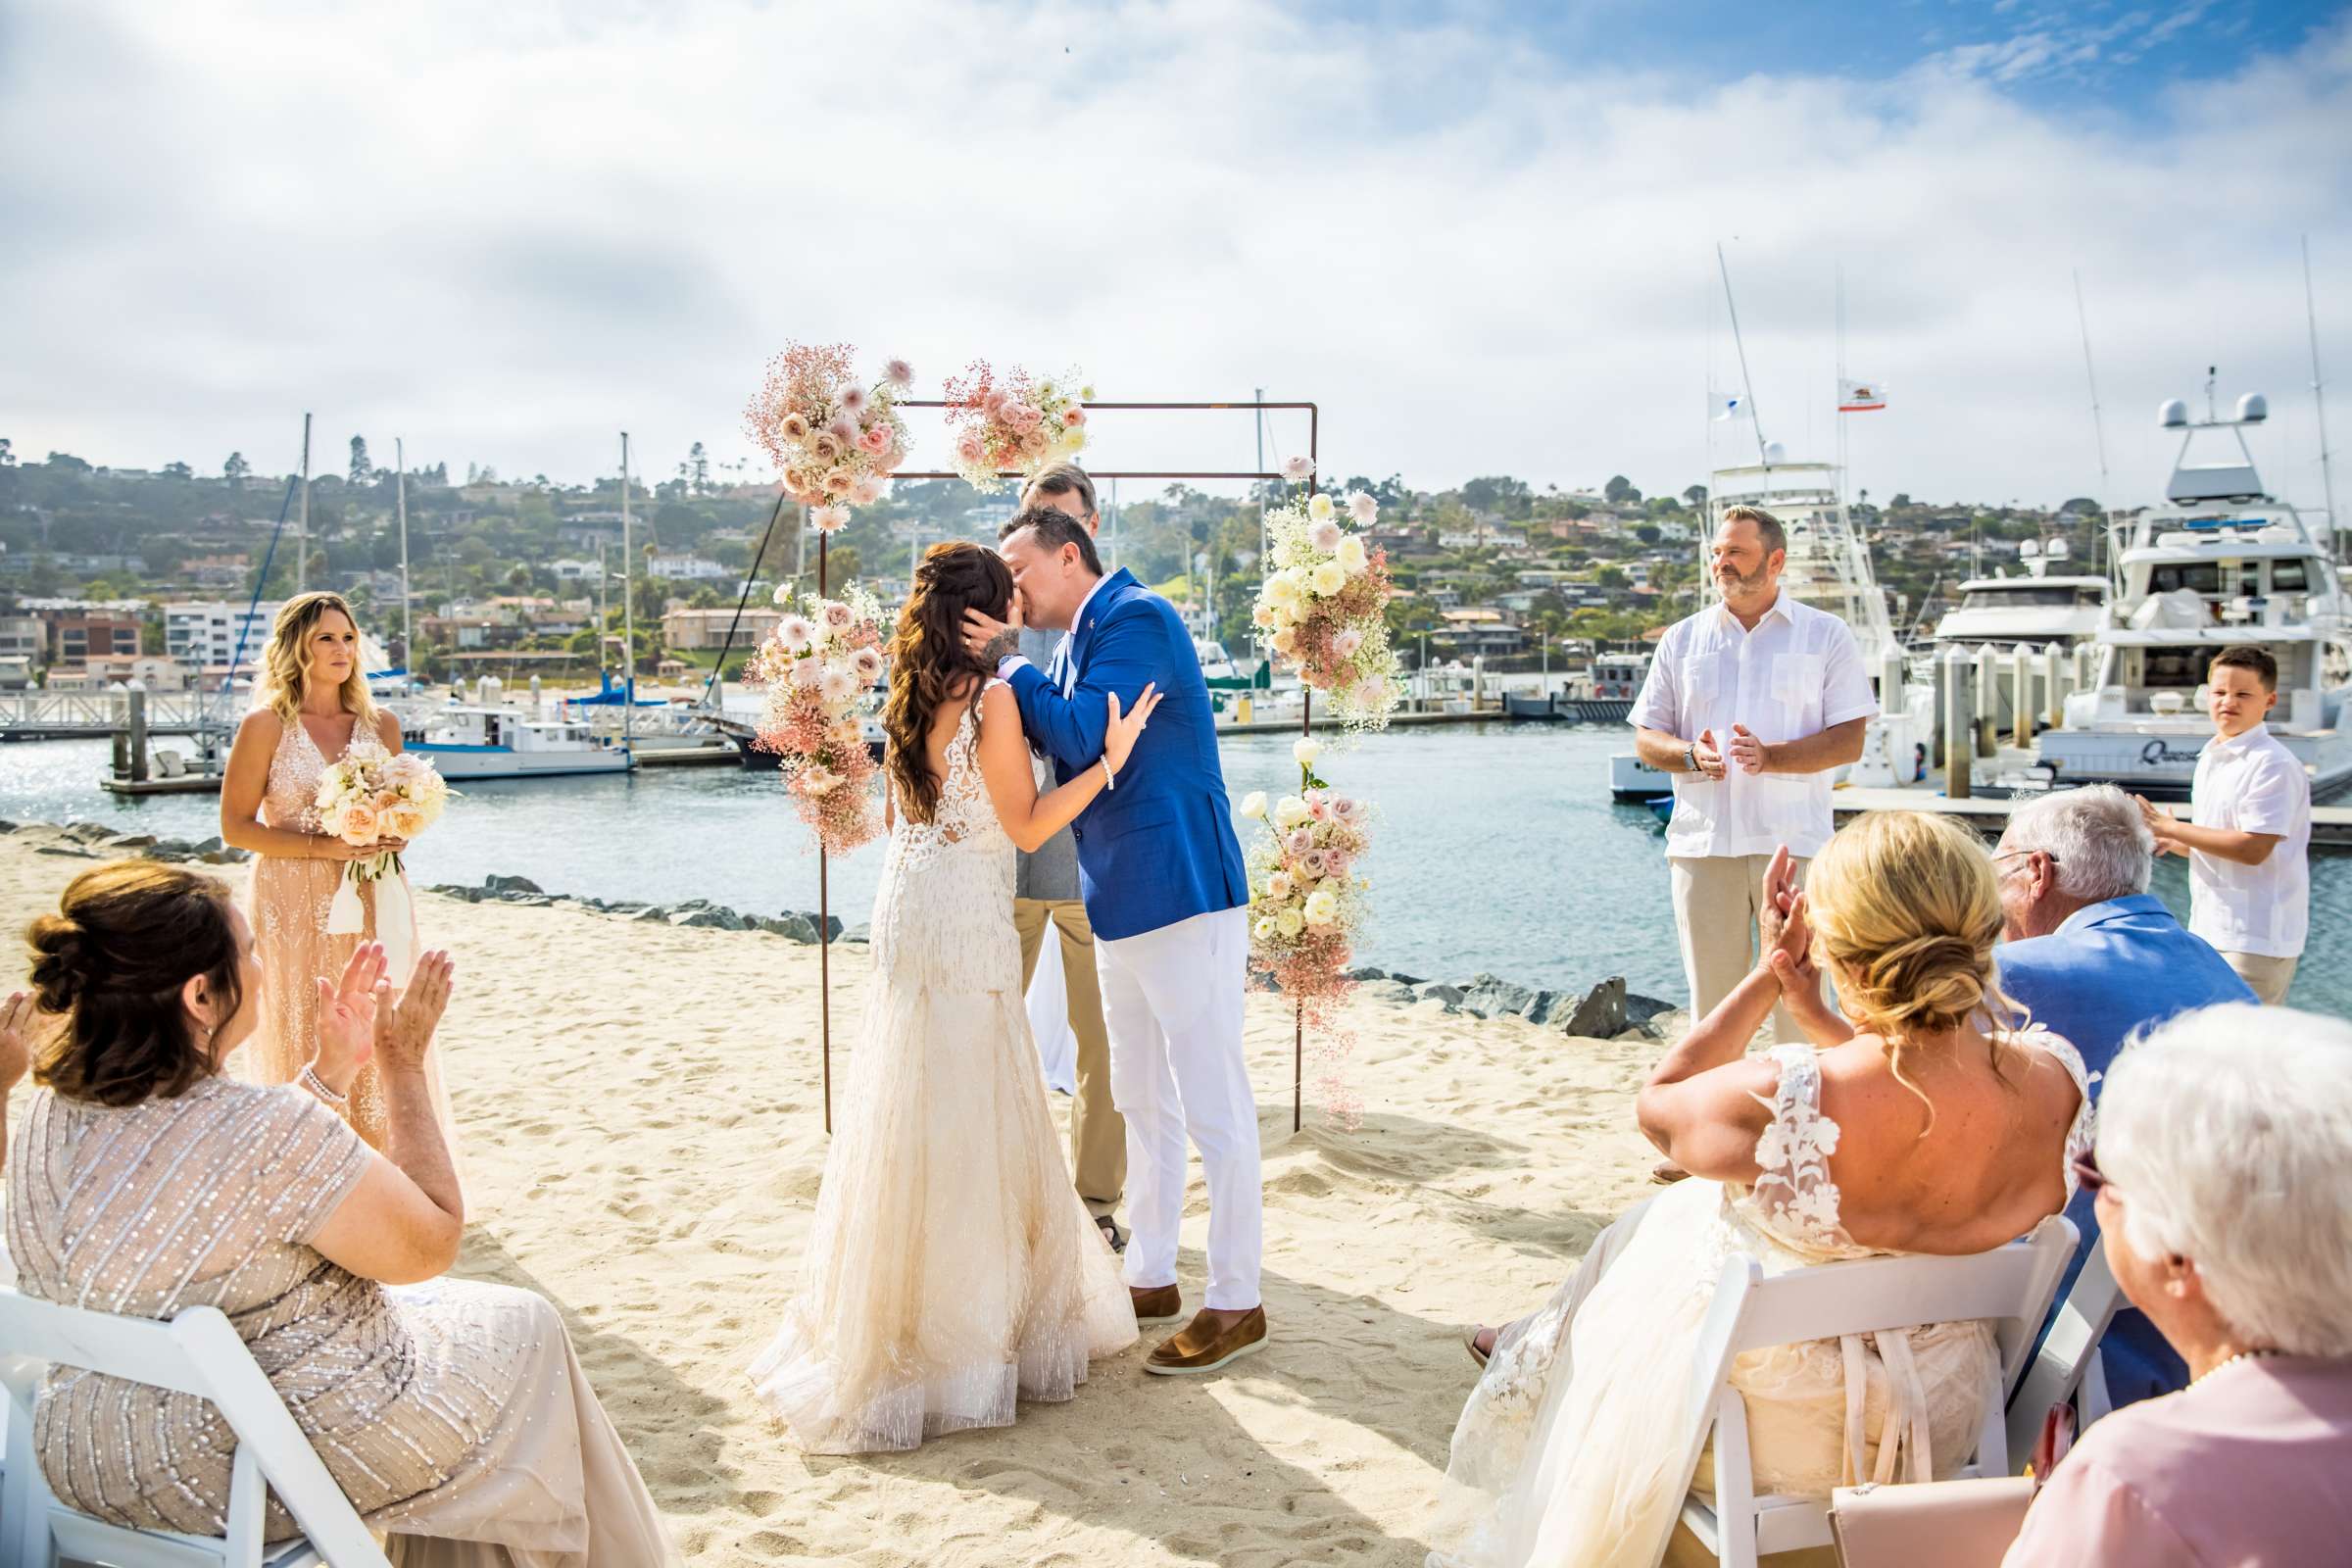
[[300, 1064, 348, 1105]]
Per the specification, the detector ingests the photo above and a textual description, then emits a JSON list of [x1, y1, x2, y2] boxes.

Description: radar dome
[[1762, 441, 1788, 466], [2047, 538, 2072, 560], [2159, 399, 2189, 428], [2237, 392, 2269, 423], [2018, 539, 2041, 558]]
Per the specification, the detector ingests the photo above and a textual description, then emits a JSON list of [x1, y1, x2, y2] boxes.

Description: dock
[[1833, 786, 2352, 852]]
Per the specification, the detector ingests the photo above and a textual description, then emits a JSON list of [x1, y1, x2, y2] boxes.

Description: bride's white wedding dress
[[751, 687, 1137, 1453]]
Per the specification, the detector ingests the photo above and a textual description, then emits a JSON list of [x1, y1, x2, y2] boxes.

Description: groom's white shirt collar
[[997, 570, 1112, 688]]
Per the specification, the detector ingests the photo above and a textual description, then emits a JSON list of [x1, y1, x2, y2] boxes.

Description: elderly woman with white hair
[[2002, 1004, 2352, 1565]]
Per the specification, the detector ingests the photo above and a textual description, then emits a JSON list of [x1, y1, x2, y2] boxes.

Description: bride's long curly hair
[[883, 541, 1014, 824]]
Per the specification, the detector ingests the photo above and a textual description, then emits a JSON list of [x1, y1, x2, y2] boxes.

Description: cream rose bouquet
[[1253, 465, 1401, 728], [315, 751, 451, 977], [750, 585, 886, 855], [745, 342, 913, 533], [940, 361, 1091, 492]]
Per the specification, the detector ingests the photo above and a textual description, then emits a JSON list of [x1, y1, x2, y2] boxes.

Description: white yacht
[[2037, 387, 2352, 800], [1930, 540, 2110, 653], [409, 706, 635, 781]]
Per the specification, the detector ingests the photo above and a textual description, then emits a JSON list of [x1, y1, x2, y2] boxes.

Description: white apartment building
[[647, 555, 727, 582], [166, 601, 282, 671]]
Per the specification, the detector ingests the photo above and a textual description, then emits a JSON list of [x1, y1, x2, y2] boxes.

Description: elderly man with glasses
[[1991, 784, 2254, 1403]]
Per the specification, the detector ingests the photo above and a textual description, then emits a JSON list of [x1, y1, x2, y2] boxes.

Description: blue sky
[[0, 0, 2345, 509]]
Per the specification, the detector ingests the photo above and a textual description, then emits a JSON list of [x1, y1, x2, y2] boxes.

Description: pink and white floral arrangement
[[1251, 461, 1401, 728], [316, 751, 452, 976], [745, 343, 914, 533], [750, 585, 887, 855], [939, 362, 1092, 492], [1238, 737, 1370, 1125]]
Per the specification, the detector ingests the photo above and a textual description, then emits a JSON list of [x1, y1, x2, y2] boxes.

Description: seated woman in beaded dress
[[1436, 812, 2093, 1568], [2, 859, 675, 1567]]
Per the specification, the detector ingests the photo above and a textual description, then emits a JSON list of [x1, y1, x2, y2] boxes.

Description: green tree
[[1634, 523, 1661, 545], [689, 441, 711, 495], [224, 451, 250, 483], [348, 435, 371, 483], [1604, 474, 1641, 506], [46, 452, 91, 473], [1595, 565, 1630, 589], [163, 461, 193, 480], [0, 438, 14, 466], [1683, 483, 1707, 507]]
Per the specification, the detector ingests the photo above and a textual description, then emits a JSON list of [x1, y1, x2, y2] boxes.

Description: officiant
[[1011, 464, 1127, 1251]]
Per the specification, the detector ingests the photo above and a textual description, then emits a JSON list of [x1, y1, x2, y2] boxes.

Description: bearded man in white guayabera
[[1631, 505, 1878, 1050], [962, 506, 1265, 1379]]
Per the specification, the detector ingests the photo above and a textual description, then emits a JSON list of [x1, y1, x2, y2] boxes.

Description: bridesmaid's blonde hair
[[257, 591, 378, 729], [1803, 810, 2022, 1124]]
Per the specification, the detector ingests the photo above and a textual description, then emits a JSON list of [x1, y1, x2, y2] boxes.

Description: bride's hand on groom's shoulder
[[1102, 683, 1162, 777]]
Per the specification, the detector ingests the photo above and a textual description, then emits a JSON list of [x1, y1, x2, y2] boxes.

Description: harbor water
[[1, 726, 2342, 1017]]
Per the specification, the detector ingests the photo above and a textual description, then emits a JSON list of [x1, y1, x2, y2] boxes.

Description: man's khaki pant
[[2222, 950, 2298, 1005], [1669, 853, 1813, 1042], [1013, 898, 1125, 1218]]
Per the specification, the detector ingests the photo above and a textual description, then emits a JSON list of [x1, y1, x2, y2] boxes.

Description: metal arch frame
[[805, 398, 1325, 1134]]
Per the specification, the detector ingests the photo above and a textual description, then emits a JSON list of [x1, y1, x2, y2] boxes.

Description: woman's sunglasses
[[2071, 1150, 2111, 1199]]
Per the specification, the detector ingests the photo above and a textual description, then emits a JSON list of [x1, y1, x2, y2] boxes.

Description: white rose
[[1275, 907, 1305, 938], [1267, 870, 1295, 900], [1263, 574, 1300, 609], [1238, 790, 1268, 819], [1272, 794, 1311, 829], [1310, 561, 1347, 597], [1336, 535, 1369, 574], [1294, 737, 1323, 768], [1307, 492, 1336, 521], [1253, 915, 1279, 942], [1303, 888, 1340, 926], [1271, 626, 1298, 654]]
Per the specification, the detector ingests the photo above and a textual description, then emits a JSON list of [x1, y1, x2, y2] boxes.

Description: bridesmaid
[[220, 590, 418, 1149]]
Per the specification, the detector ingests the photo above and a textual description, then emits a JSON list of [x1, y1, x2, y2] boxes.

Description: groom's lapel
[[1068, 569, 1133, 686]]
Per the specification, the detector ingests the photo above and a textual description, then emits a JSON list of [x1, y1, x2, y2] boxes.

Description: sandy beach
[[0, 828, 1670, 1567]]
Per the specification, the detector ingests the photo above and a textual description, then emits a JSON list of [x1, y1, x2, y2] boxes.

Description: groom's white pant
[[1095, 905, 1261, 1311]]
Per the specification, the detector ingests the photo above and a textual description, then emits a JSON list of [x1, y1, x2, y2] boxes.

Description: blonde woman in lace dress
[[751, 542, 1153, 1453], [221, 591, 431, 1150], [1437, 812, 2091, 1568], [6, 859, 676, 1564]]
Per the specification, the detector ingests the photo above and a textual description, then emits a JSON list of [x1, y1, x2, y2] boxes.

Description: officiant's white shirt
[[1630, 590, 1878, 860]]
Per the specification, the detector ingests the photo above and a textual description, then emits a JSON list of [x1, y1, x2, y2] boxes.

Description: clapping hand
[[0, 990, 35, 1093], [1728, 723, 1768, 774], [373, 951, 456, 1074], [311, 942, 387, 1095], [1757, 846, 1810, 969], [1690, 728, 1728, 779]]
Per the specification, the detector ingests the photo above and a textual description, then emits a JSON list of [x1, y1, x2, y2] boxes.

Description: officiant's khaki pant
[[1015, 898, 1125, 1218]]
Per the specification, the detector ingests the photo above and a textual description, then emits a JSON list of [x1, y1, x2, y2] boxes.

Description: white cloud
[[1, 0, 2345, 512]]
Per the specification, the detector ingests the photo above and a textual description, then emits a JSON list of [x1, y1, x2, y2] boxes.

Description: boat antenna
[[2072, 270, 2112, 578], [2304, 234, 2341, 564], [619, 431, 635, 758], [395, 436, 412, 693], [1717, 242, 1770, 466]]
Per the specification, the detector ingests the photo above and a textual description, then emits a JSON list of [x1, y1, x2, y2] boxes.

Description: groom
[[964, 506, 1267, 1375]]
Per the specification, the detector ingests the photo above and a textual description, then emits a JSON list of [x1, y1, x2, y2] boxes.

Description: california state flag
[[1838, 378, 1887, 413]]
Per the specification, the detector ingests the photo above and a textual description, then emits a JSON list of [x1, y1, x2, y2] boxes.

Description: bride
[[752, 541, 1151, 1453]]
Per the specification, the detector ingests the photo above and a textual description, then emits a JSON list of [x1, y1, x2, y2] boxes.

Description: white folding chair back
[[0, 1286, 390, 1568], [2004, 1239, 2126, 1463], [1661, 1216, 2078, 1568]]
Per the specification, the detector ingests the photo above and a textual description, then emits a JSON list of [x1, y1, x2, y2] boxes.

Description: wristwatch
[[1685, 744, 1698, 773]]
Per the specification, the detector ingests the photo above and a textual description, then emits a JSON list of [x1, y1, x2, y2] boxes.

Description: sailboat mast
[[395, 436, 411, 691], [619, 432, 635, 754], [2304, 235, 2341, 565], [2072, 270, 2115, 582], [1717, 244, 1770, 466], [296, 412, 312, 596]]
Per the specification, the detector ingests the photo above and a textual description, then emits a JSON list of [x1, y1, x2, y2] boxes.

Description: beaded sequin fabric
[[750, 687, 1138, 1452], [243, 713, 414, 1148]]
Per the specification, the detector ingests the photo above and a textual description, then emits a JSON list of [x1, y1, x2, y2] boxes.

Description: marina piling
[[1974, 644, 1999, 759], [1942, 646, 1974, 799], [2043, 643, 2068, 730], [2012, 645, 2034, 750], [125, 685, 149, 785]]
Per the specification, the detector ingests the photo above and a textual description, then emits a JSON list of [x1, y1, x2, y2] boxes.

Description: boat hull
[[2036, 725, 2352, 802], [409, 745, 635, 782]]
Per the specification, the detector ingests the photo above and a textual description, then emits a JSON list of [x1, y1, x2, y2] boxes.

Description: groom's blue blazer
[[1006, 567, 1249, 943]]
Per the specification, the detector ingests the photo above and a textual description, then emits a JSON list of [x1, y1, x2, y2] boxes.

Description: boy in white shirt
[[2137, 646, 2310, 1004]]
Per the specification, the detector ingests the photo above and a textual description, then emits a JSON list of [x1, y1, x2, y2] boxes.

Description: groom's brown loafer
[[1130, 1283, 1183, 1324], [1144, 1306, 1267, 1376]]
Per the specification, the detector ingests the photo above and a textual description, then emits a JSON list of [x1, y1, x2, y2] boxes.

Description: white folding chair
[[0, 1286, 391, 1568], [2003, 1239, 2124, 1464], [1662, 1216, 2078, 1568]]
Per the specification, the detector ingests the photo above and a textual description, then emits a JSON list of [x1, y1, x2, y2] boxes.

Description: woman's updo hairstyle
[[28, 860, 244, 1105], [1803, 810, 2020, 1117]]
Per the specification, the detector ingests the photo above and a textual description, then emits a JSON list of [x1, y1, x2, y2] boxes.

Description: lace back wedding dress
[[751, 686, 1137, 1453], [1436, 1032, 2093, 1568]]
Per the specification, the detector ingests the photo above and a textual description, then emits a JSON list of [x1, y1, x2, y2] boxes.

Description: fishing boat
[[2036, 382, 2352, 800], [408, 705, 634, 780], [1929, 540, 2110, 654]]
